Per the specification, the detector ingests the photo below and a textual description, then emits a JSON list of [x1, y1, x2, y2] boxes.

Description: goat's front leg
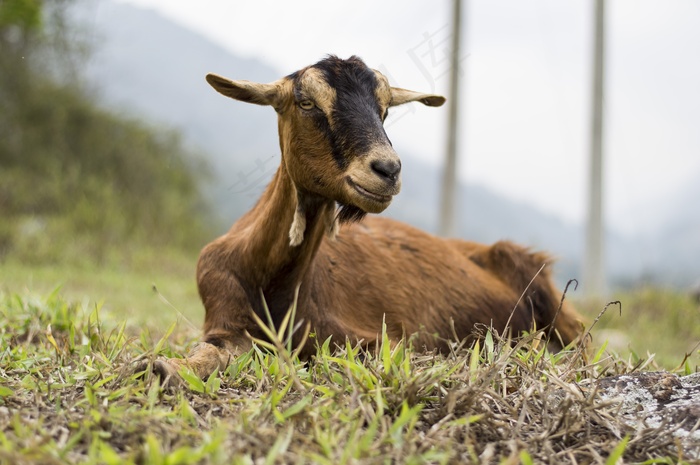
[[148, 264, 260, 386]]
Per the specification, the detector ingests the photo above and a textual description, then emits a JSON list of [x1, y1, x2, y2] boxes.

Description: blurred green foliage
[[0, 0, 211, 265], [0, 0, 42, 31], [579, 288, 700, 370]]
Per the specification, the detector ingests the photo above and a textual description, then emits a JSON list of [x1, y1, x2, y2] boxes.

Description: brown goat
[[153, 55, 583, 380]]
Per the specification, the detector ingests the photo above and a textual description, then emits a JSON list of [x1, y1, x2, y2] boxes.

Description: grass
[[0, 252, 203, 331], [0, 287, 698, 464]]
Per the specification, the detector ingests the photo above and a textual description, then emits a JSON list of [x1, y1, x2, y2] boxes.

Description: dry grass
[[0, 290, 696, 464]]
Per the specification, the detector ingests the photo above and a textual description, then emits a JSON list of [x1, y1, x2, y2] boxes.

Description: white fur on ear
[[289, 207, 306, 247]]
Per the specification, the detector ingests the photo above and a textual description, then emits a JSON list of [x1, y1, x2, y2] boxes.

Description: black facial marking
[[309, 55, 390, 169]]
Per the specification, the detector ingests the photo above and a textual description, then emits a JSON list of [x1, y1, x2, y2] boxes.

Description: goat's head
[[206, 55, 445, 222]]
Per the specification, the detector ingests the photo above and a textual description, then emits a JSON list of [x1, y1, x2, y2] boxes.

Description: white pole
[[438, 0, 463, 237], [584, 0, 606, 297]]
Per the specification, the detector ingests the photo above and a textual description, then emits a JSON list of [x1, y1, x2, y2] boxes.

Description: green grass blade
[[606, 436, 629, 465], [281, 393, 312, 420], [153, 321, 177, 355], [178, 367, 205, 393], [264, 426, 293, 465]]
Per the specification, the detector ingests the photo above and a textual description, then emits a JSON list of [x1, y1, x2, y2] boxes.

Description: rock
[[596, 371, 700, 458]]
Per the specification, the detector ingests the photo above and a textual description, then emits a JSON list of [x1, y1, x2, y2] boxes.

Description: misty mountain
[[79, 0, 280, 223], [77, 0, 698, 288]]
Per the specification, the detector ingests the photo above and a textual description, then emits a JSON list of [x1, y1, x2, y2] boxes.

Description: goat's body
[[150, 56, 582, 382], [313, 217, 580, 350], [195, 165, 581, 361]]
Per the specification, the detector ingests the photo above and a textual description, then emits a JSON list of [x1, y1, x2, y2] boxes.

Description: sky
[[119, 0, 700, 234]]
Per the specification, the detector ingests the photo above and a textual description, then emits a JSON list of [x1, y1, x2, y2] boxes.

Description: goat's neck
[[237, 163, 334, 288]]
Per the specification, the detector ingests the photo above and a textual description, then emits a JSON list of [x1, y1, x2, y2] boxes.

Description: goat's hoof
[[133, 358, 185, 388], [153, 359, 184, 386]]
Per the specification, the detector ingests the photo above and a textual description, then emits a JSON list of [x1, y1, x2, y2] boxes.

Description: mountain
[[76, 0, 698, 289]]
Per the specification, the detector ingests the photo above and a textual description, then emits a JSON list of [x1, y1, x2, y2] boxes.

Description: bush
[[0, 0, 212, 266]]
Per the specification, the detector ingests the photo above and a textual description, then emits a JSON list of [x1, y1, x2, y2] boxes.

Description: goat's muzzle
[[347, 177, 394, 202], [343, 146, 401, 213]]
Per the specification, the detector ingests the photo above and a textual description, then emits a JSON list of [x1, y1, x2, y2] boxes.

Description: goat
[[152, 55, 583, 381]]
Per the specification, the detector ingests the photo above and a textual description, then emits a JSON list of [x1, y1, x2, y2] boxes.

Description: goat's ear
[[206, 73, 280, 107], [390, 87, 446, 107]]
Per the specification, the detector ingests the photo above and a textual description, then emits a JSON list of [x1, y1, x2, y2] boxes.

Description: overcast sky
[[119, 0, 700, 234]]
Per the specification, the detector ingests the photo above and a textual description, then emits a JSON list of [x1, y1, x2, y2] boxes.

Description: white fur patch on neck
[[289, 207, 306, 247]]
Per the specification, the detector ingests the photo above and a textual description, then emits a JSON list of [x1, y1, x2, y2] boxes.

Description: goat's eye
[[299, 100, 315, 110]]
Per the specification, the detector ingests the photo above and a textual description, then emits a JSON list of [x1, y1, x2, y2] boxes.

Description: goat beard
[[336, 203, 367, 224]]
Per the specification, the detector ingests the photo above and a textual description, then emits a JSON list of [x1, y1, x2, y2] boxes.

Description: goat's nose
[[370, 158, 401, 182]]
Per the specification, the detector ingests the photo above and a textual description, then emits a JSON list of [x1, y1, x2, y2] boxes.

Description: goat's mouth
[[346, 178, 393, 207]]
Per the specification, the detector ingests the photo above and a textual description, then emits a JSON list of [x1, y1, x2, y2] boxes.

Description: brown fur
[[152, 56, 583, 381]]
